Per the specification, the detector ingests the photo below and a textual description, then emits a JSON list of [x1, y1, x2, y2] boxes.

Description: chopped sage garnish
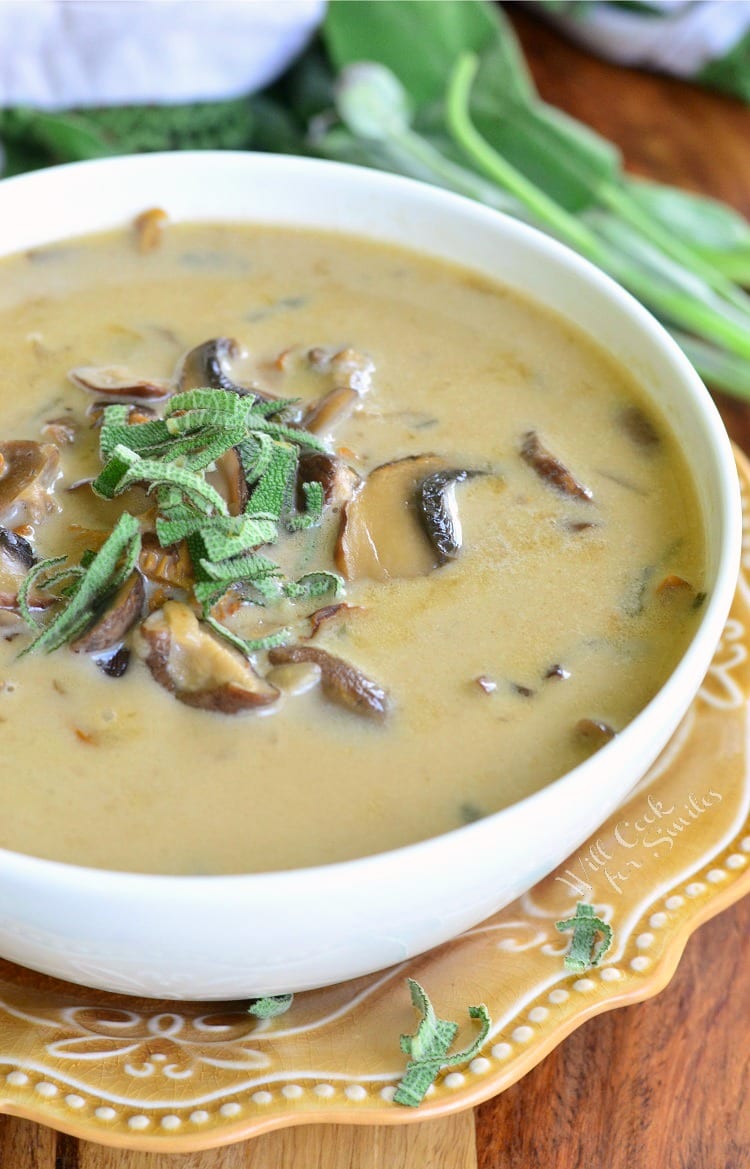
[[393, 978, 491, 1108], [94, 388, 343, 633], [555, 902, 613, 972], [18, 513, 141, 655], [247, 992, 294, 1019], [20, 387, 344, 656]]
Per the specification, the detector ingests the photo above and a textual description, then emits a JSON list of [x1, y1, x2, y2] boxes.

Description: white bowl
[[0, 153, 740, 999]]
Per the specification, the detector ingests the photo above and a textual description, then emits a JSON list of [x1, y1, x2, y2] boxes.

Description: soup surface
[[0, 220, 704, 874]]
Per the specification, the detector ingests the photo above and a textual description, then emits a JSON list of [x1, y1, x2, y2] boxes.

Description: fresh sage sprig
[[306, 0, 750, 399]]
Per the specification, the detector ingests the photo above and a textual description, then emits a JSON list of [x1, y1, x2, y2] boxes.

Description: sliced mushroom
[[175, 337, 277, 407], [0, 440, 61, 525], [520, 431, 592, 501], [40, 417, 76, 445], [618, 404, 660, 450], [0, 527, 54, 632], [335, 455, 445, 582], [302, 386, 359, 436], [87, 400, 158, 428], [0, 527, 34, 573], [268, 644, 389, 721], [136, 601, 279, 712], [307, 602, 361, 639], [305, 346, 375, 394], [98, 647, 131, 678], [329, 348, 375, 395], [0, 527, 35, 613], [575, 718, 616, 749], [418, 469, 474, 563], [70, 570, 146, 655], [69, 366, 171, 402], [266, 660, 322, 696], [655, 574, 701, 613], [210, 447, 249, 517], [133, 207, 168, 254], [139, 534, 193, 590], [655, 574, 693, 597], [297, 453, 361, 512], [177, 336, 244, 394]]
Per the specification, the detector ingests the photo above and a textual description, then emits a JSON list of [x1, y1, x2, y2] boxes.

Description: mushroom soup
[[0, 219, 705, 874]]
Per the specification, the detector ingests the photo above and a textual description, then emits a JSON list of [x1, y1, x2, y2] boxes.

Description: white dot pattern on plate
[[6, 1071, 28, 1087], [511, 1026, 533, 1044], [636, 933, 654, 949], [548, 988, 568, 1004], [649, 913, 667, 928], [190, 1111, 210, 1124], [491, 1043, 513, 1060], [686, 882, 705, 897], [161, 1116, 181, 1131], [252, 1091, 272, 1106], [65, 1095, 85, 1110], [95, 1107, 116, 1122], [528, 1006, 548, 1023], [665, 895, 684, 910], [281, 1085, 303, 1101], [630, 956, 650, 972], [573, 978, 595, 993], [741, 836, 750, 852], [314, 1084, 335, 1099], [727, 853, 746, 869], [600, 967, 622, 982], [380, 1086, 396, 1102], [344, 1085, 367, 1101], [35, 1082, 57, 1098], [443, 1072, 465, 1089], [707, 869, 726, 883], [469, 1057, 491, 1074], [220, 1101, 242, 1116], [128, 1116, 150, 1131]]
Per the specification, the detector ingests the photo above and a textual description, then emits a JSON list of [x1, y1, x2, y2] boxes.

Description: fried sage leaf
[[394, 978, 492, 1108], [555, 902, 613, 972]]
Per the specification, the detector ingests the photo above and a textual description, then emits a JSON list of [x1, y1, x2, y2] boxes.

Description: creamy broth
[[0, 222, 704, 874]]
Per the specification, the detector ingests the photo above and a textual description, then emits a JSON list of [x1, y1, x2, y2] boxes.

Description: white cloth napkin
[[0, 0, 326, 109], [539, 0, 750, 78]]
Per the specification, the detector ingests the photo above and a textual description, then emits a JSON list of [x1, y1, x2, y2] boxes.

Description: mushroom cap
[[135, 601, 280, 712], [0, 440, 61, 524]]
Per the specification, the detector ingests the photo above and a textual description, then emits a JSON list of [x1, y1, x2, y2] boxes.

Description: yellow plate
[[0, 452, 748, 1154]]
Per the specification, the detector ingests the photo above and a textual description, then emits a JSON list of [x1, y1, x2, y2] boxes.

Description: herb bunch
[[306, 1, 750, 400]]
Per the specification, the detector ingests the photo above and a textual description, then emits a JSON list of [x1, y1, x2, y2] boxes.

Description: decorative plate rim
[[0, 452, 748, 1153]]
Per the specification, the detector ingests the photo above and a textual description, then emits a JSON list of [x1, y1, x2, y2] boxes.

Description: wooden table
[[4, 9, 750, 1167]]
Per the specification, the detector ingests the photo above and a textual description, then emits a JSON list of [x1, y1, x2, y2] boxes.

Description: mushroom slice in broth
[[336, 454, 447, 581], [70, 570, 145, 656], [0, 441, 61, 525], [136, 601, 280, 713], [69, 366, 171, 402], [268, 644, 389, 721]]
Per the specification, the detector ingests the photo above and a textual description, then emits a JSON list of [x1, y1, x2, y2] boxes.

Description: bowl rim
[[0, 150, 741, 892]]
